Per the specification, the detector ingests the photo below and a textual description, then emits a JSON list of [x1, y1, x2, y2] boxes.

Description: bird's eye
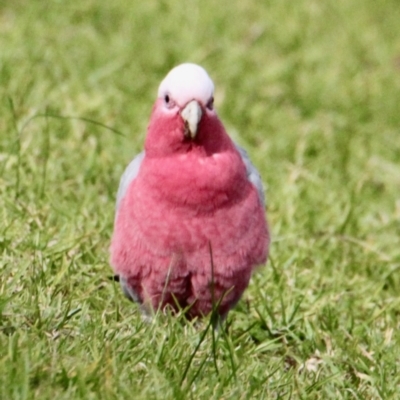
[[206, 96, 214, 110], [164, 94, 175, 109]]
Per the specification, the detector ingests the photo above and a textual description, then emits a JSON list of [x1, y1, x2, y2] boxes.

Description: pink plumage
[[110, 63, 269, 319]]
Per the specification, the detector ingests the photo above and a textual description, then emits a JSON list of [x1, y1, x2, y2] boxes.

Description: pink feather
[[110, 64, 269, 319]]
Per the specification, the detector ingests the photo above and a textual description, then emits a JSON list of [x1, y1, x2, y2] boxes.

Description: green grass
[[1, 0, 400, 398]]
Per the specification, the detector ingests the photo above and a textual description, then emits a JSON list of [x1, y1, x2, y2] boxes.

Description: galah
[[110, 63, 269, 320]]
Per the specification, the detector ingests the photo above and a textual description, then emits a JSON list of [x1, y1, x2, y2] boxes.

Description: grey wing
[[234, 143, 266, 207], [115, 151, 145, 210], [114, 152, 146, 310]]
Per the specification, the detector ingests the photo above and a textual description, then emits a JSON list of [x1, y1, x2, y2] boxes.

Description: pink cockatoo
[[110, 63, 269, 321]]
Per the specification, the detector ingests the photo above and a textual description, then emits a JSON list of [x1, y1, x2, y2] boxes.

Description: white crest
[[158, 63, 214, 107]]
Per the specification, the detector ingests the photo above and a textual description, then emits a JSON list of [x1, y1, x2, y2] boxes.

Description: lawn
[[1, 0, 400, 398]]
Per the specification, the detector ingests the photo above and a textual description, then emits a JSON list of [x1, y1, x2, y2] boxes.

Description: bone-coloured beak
[[181, 100, 202, 139]]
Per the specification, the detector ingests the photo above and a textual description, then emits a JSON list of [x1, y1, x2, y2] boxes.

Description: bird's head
[[145, 63, 228, 157]]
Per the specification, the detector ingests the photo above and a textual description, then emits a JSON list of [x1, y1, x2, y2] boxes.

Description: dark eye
[[163, 93, 176, 109], [206, 96, 214, 110]]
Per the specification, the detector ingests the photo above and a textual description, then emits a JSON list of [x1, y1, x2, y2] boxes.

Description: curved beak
[[180, 100, 203, 139]]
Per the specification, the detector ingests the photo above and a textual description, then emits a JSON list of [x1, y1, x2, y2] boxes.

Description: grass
[[1, 0, 400, 398]]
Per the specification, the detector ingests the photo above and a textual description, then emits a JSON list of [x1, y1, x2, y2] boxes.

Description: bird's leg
[[119, 276, 140, 303], [118, 275, 154, 321]]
